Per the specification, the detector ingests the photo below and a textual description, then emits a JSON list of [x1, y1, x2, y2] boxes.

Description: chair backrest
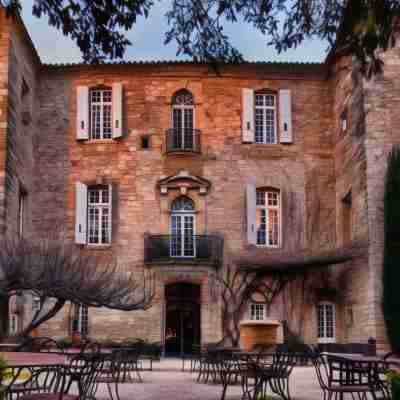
[[272, 352, 296, 377], [326, 355, 380, 387], [310, 351, 330, 390], [67, 353, 103, 398]]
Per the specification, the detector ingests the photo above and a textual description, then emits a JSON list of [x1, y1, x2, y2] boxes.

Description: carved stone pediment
[[157, 170, 211, 195]]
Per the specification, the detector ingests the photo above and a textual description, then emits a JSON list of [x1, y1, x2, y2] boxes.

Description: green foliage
[[0, 353, 8, 399], [386, 369, 400, 399], [0, 0, 399, 72], [383, 148, 400, 353]]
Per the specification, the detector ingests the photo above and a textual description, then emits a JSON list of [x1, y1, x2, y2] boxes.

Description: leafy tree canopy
[[1, 1, 399, 73]]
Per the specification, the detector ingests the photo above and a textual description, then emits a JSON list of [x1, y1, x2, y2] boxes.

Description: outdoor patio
[[96, 358, 322, 400]]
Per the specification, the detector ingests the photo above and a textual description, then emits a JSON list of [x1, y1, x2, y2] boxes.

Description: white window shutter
[[76, 86, 89, 140], [279, 89, 293, 143], [112, 83, 123, 139], [246, 183, 257, 245], [75, 182, 88, 244], [242, 88, 255, 143], [108, 183, 113, 243]]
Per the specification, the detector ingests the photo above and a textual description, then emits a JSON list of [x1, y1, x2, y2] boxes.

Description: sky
[[21, 1, 328, 64]]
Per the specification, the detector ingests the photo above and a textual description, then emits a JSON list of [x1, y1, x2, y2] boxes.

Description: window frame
[[89, 87, 113, 140], [9, 314, 19, 335], [18, 188, 27, 239], [87, 185, 112, 246], [32, 296, 41, 313], [170, 196, 196, 258], [317, 301, 336, 344], [249, 302, 267, 321], [255, 188, 281, 248], [254, 92, 277, 145], [74, 304, 89, 337], [171, 90, 196, 150]]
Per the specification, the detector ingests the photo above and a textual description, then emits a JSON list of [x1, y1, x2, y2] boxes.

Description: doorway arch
[[164, 282, 201, 356]]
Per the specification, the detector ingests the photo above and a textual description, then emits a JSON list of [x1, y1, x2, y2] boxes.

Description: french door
[[170, 214, 195, 257], [172, 106, 194, 150]]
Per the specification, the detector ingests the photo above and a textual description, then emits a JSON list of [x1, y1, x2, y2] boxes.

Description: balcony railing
[[165, 128, 201, 154], [144, 234, 223, 267]]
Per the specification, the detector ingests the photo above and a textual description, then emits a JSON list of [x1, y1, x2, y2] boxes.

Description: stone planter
[[239, 319, 283, 351]]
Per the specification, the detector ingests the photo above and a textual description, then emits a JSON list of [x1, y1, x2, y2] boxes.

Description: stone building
[[0, 8, 397, 353]]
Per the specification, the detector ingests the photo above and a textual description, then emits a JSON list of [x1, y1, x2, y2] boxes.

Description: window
[[90, 88, 112, 140], [317, 302, 336, 343], [9, 314, 19, 335], [254, 93, 277, 144], [171, 90, 195, 151], [340, 108, 348, 134], [249, 303, 266, 321], [342, 191, 352, 245], [88, 186, 111, 245], [256, 188, 280, 247], [140, 135, 150, 149], [21, 78, 30, 99], [74, 304, 89, 337], [32, 297, 41, 313], [18, 188, 27, 238], [170, 196, 195, 258]]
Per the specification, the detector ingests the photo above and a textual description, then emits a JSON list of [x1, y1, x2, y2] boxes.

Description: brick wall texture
[[0, 8, 397, 352]]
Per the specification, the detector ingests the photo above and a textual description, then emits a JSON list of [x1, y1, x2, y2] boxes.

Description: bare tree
[[0, 238, 155, 337], [211, 266, 288, 346]]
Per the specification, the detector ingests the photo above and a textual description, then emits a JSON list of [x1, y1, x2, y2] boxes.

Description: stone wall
[[329, 55, 371, 345], [362, 42, 400, 352], [32, 64, 337, 344], [0, 10, 43, 336], [0, 9, 11, 234]]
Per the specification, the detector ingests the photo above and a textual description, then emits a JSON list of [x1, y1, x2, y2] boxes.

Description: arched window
[[256, 188, 281, 247], [317, 302, 336, 343], [170, 196, 195, 257], [171, 90, 195, 151], [254, 91, 277, 144], [90, 86, 112, 140]]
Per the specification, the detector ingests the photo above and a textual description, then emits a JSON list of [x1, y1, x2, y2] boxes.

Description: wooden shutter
[[75, 182, 87, 244], [246, 183, 257, 245], [242, 88, 255, 143], [111, 183, 119, 245], [112, 83, 123, 139], [108, 183, 113, 243], [76, 86, 89, 140], [279, 89, 293, 143]]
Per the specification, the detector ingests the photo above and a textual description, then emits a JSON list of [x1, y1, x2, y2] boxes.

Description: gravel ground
[[95, 358, 323, 400]]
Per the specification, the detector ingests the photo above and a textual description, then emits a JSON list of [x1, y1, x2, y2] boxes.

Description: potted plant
[[387, 367, 400, 399], [71, 320, 81, 345]]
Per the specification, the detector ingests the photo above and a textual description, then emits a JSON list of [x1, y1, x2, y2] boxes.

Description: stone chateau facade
[[0, 9, 398, 353]]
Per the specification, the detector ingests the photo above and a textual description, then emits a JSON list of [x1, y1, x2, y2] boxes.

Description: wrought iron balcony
[[144, 234, 223, 267], [165, 128, 201, 154]]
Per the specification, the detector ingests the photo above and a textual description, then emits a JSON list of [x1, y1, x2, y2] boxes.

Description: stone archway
[[164, 282, 201, 356]]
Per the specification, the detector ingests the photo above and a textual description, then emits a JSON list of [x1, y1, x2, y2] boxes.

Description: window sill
[[317, 338, 336, 344], [83, 139, 114, 144], [255, 245, 281, 249], [85, 244, 112, 250]]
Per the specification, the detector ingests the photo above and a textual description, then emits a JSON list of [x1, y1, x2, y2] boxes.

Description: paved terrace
[[97, 358, 322, 400]]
